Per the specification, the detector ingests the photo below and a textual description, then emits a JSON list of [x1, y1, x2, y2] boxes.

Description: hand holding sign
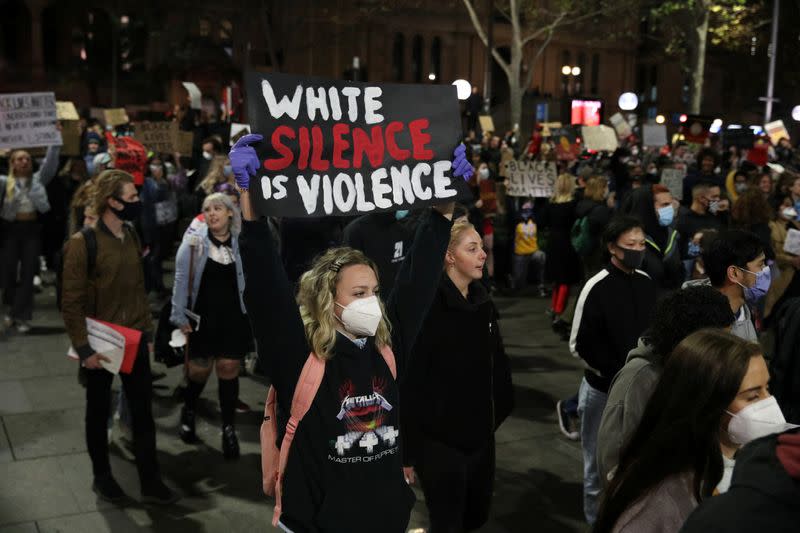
[[229, 133, 263, 190]]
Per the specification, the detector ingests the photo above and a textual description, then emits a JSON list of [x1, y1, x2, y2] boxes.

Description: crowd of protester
[[1, 94, 800, 532]]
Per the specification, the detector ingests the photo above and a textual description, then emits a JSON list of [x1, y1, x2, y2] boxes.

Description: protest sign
[[107, 134, 147, 185], [506, 160, 557, 198], [173, 129, 194, 156], [540, 121, 562, 137], [244, 71, 469, 217], [784, 228, 800, 256], [581, 125, 618, 152], [609, 113, 631, 138], [479, 115, 495, 133], [56, 101, 79, 121], [134, 121, 174, 153], [642, 124, 668, 147], [765, 120, 790, 145], [182, 82, 202, 110], [0, 92, 62, 150], [229, 122, 251, 146], [661, 167, 686, 201], [104, 108, 129, 127], [61, 120, 81, 156]]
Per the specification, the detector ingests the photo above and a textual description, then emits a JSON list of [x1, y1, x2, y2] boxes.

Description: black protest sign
[[245, 71, 469, 217]]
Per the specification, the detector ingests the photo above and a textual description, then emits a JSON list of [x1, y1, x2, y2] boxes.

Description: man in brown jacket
[[61, 170, 177, 505]]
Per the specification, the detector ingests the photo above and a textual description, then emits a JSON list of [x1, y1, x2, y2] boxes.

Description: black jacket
[[401, 276, 514, 466], [343, 212, 418, 296], [771, 298, 800, 423], [571, 262, 657, 392], [239, 210, 451, 533], [680, 429, 800, 533]]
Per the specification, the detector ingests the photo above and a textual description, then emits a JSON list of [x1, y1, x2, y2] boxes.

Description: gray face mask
[[708, 200, 721, 214]]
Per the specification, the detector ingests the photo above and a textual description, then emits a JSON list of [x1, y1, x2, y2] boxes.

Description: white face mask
[[479, 167, 490, 180], [726, 396, 799, 446], [202, 150, 213, 161], [335, 295, 382, 337]]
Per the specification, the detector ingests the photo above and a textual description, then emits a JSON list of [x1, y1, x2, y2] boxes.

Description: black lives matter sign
[[245, 72, 470, 217]]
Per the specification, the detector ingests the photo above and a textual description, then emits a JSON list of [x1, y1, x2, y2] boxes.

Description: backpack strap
[[378, 344, 397, 380], [273, 353, 326, 526]]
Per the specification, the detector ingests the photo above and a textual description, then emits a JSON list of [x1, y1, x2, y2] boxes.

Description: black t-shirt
[[676, 206, 725, 258]]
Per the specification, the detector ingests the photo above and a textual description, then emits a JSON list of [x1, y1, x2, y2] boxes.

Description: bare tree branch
[[461, 0, 512, 77], [524, 25, 555, 89], [520, 2, 633, 47]]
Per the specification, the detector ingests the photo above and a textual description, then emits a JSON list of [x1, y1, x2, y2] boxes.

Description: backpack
[[261, 345, 396, 527], [56, 227, 98, 311], [570, 216, 593, 256]]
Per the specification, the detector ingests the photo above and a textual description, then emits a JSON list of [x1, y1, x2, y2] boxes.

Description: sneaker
[[92, 473, 128, 503], [556, 400, 580, 441], [222, 425, 240, 460], [235, 399, 250, 413], [141, 479, 179, 505], [15, 321, 31, 334], [3, 315, 13, 329], [179, 406, 198, 443]]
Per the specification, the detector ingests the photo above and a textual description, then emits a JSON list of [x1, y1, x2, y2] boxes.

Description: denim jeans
[[512, 251, 546, 290], [577, 377, 608, 525]]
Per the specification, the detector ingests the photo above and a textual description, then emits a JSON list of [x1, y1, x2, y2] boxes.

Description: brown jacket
[[61, 219, 153, 359], [765, 219, 799, 318]]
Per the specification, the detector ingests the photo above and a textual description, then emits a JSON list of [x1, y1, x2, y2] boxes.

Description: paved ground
[[0, 283, 588, 533]]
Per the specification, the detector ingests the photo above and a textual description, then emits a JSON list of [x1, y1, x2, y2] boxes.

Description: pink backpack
[[260, 345, 396, 527]]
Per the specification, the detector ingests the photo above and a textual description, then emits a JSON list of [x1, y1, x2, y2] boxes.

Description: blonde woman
[[401, 220, 513, 531], [170, 192, 249, 459], [539, 173, 583, 333], [230, 134, 468, 532], [194, 155, 232, 209]]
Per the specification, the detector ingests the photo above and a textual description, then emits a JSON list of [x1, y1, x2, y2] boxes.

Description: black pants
[[144, 223, 175, 294], [85, 342, 159, 483], [1, 221, 41, 321], [416, 437, 495, 533]]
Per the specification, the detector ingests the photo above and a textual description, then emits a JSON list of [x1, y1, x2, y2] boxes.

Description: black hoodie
[[680, 429, 800, 533], [240, 210, 452, 533]]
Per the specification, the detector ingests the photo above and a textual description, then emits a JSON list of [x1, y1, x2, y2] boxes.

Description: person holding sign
[[231, 133, 471, 532], [1, 141, 60, 333]]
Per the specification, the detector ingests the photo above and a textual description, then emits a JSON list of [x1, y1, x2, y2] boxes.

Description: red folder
[[93, 319, 142, 374]]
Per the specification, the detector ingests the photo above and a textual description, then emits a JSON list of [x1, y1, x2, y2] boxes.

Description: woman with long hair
[[401, 220, 514, 532], [230, 134, 467, 532], [540, 173, 583, 338], [194, 155, 232, 210], [595, 329, 790, 532], [731, 188, 775, 260], [170, 192, 250, 458]]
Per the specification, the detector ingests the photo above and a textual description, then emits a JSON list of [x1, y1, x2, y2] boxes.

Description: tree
[[461, 0, 636, 129], [648, 0, 768, 114]]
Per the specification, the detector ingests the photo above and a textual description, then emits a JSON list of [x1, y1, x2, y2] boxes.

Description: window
[[392, 33, 404, 82], [411, 35, 423, 83]]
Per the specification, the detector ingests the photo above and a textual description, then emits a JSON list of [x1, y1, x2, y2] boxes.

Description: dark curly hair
[[731, 189, 773, 226], [648, 286, 735, 360]]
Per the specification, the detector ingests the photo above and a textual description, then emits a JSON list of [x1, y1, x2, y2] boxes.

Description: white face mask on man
[[726, 396, 799, 445], [335, 295, 382, 337]]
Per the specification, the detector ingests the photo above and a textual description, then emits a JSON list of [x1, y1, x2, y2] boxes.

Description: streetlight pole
[[483, 0, 493, 114], [762, 0, 780, 123]]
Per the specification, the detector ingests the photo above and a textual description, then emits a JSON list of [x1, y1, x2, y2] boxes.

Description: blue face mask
[[687, 242, 702, 258], [395, 210, 409, 220], [657, 205, 674, 227], [223, 164, 233, 177], [520, 209, 533, 221], [736, 265, 772, 303]]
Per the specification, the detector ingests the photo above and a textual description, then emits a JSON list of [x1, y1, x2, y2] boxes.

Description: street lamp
[[561, 65, 582, 95], [792, 105, 800, 121], [655, 114, 666, 124], [618, 92, 638, 111], [571, 66, 581, 76], [428, 73, 436, 81], [452, 79, 471, 100], [561, 65, 572, 76]]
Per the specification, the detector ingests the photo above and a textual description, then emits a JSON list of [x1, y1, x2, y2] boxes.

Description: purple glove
[[451, 143, 474, 181], [228, 133, 263, 190]]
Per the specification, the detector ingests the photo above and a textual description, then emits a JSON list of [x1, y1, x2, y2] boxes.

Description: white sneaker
[[15, 321, 31, 334]]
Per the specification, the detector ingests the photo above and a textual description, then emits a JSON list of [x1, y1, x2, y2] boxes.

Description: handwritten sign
[[0, 92, 61, 149], [506, 160, 557, 198], [245, 71, 468, 217], [661, 167, 686, 201], [182, 82, 203, 110], [56, 101, 79, 121], [765, 120, 790, 145], [609, 113, 631, 138], [134, 122, 175, 153], [642, 124, 668, 147], [581, 125, 618, 152], [104, 108, 129, 127]]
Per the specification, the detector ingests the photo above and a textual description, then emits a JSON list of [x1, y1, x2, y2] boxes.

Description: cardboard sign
[[479, 115, 495, 133], [609, 113, 631, 138], [104, 108, 129, 127], [581, 125, 618, 152], [784, 228, 800, 256], [182, 82, 202, 110], [173, 129, 194, 156], [61, 120, 81, 156], [642, 124, 668, 147], [56, 101, 79, 120], [765, 120, 790, 145], [107, 134, 147, 185], [540, 121, 562, 138], [506, 160, 557, 197], [134, 121, 175, 153], [229, 122, 251, 146], [0, 92, 62, 149], [661, 167, 686, 201], [245, 71, 469, 217]]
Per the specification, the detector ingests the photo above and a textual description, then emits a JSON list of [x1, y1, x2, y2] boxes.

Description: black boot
[[222, 425, 240, 460], [93, 473, 127, 503], [179, 405, 198, 443]]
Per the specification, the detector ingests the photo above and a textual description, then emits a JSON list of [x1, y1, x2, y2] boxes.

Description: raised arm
[[35, 144, 61, 186]]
